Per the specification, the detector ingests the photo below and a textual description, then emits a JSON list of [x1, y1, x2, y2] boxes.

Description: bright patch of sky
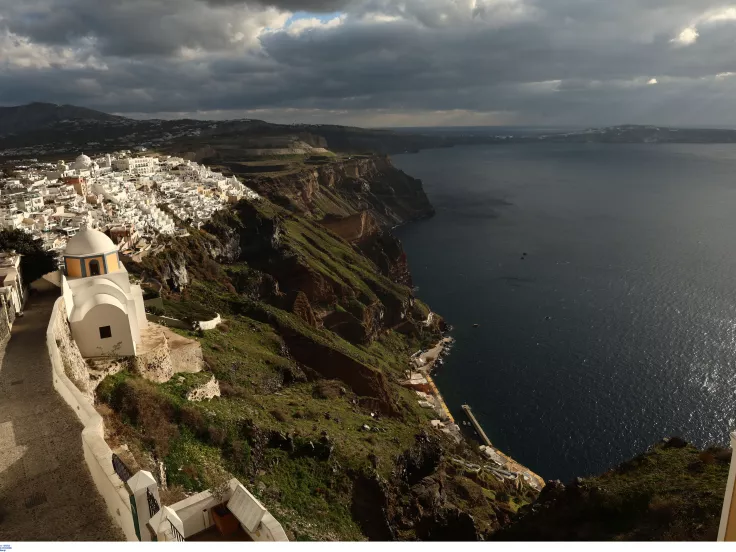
[[286, 11, 345, 25]]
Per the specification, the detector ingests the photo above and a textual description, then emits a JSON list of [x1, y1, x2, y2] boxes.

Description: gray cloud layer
[[2, 0, 736, 126]]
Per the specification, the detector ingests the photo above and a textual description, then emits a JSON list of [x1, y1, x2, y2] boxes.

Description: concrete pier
[[461, 404, 492, 447]]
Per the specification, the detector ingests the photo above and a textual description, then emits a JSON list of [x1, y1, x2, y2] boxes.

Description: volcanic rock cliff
[[99, 154, 544, 541], [240, 155, 435, 227]]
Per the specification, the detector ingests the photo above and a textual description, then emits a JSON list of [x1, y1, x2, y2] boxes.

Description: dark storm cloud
[[0, 0, 281, 56], [2, 0, 736, 125], [203, 0, 354, 11]]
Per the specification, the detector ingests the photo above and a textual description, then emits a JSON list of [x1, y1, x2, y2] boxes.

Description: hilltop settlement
[[1, 152, 259, 255]]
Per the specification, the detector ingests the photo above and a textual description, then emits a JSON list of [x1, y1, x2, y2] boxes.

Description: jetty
[[461, 404, 492, 447], [461, 404, 546, 491]]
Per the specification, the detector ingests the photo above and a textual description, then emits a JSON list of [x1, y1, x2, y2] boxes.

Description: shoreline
[[403, 329, 546, 491]]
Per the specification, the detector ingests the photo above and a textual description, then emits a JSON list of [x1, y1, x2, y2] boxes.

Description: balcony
[[148, 479, 288, 543]]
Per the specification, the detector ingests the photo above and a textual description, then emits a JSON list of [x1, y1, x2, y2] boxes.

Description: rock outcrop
[[51, 298, 92, 397], [320, 211, 380, 243], [186, 375, 221, 402], [133, 324, 203, 383]]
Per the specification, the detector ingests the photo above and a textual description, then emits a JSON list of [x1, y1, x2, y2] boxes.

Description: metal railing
[[147, 487, 161, 518], [112, 453, 133, 483], [168, 519, 185, 542]]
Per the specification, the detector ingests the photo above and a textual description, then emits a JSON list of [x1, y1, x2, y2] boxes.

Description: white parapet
[[47, 297, 138, 541], [718, 431, 736, 541], [228, 483, 267, 532], [166, 478, 289, 541]]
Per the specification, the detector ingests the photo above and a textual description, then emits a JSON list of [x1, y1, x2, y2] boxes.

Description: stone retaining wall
[[133, 333, 173, 383], [0, 295, 10, 342], [146, 312, 223, 331], [51, 298, 92, 397]]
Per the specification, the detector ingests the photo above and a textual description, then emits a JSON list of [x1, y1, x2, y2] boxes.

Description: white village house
[[60, 226, 147, 357]]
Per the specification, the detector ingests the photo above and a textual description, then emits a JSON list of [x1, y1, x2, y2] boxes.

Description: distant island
[[3, 103, 736, 160]]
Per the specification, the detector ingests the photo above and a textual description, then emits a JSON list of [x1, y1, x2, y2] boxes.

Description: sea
[[391, 142, 736, 482]]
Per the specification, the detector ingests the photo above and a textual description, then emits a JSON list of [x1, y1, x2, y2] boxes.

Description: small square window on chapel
[[99, 326, 112, 339]]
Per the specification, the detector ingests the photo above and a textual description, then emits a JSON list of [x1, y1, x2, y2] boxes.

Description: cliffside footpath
[[96, 155, 539, 541]]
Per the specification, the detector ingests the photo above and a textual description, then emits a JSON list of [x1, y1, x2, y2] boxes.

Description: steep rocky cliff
[[100, 156, 541, 541], [103, 153, 735, 542], [240, 155, 434, 227]]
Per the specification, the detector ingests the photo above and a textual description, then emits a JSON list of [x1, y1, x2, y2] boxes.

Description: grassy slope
[[97, 202, 446, 540], [496, 441, 730, 541]]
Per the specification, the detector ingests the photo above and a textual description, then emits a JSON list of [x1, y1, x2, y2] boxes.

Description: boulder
[[187, 376, 221, 402]]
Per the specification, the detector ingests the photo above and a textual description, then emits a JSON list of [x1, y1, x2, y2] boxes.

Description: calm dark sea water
[[392, 143, 736, 482]]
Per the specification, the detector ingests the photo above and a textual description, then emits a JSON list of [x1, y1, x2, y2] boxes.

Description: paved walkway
[[0, 292, 124, 541]]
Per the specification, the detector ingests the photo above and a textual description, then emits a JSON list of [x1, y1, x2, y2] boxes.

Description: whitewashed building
[[61, 226, 147, 357]]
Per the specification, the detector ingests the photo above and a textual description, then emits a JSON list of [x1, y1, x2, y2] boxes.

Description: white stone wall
[[71, 302, 136, 357], [167, 479, 288, 541], [197, 313, 221, 331], [47, 297, 139, 541], [718, 431, 736, 540]]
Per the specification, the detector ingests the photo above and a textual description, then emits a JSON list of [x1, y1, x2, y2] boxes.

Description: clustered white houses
[[0, 151, 259, 257]]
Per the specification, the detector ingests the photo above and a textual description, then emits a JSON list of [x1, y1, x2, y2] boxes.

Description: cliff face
[[106, 156, 542, 541], [245, 155, 435, 227], [113, 153, 734, 542], [231, 155, 427, 296]]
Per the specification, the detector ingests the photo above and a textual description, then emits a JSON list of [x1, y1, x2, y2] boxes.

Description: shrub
[[698, 451, 716, 465], [208, 426, 228, 447], [270, 409, 288, 422], [160, 484, 188, 506], [110, 380, 179, 457], [707, 446, 732, 463], [230, 439, 252, 471], [314, 380, 344, 400], [648, 495, 677, 521], [180, 406, 208, 438], [219, 381, 248, 398]]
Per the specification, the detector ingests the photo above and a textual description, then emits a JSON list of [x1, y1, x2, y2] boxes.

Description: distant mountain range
[[0, 102, 126, 135], [534, 124, 736, 144], [0, 102, 481, 159], [3, 103, 736, 159]]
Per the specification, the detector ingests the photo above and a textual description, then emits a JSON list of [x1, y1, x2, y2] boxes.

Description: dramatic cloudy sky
[[3, 0, 736, 126]]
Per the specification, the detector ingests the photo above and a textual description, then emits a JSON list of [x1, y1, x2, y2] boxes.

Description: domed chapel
[[61, 226, 147, 357]]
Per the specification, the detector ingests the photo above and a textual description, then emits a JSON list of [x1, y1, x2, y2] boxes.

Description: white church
[[61, 226, 147, 357]]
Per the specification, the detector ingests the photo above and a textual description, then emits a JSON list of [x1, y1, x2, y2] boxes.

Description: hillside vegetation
[[94, 152, 731, 541], [495, 439, 730, 541], [96, 154, 539, 540]]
